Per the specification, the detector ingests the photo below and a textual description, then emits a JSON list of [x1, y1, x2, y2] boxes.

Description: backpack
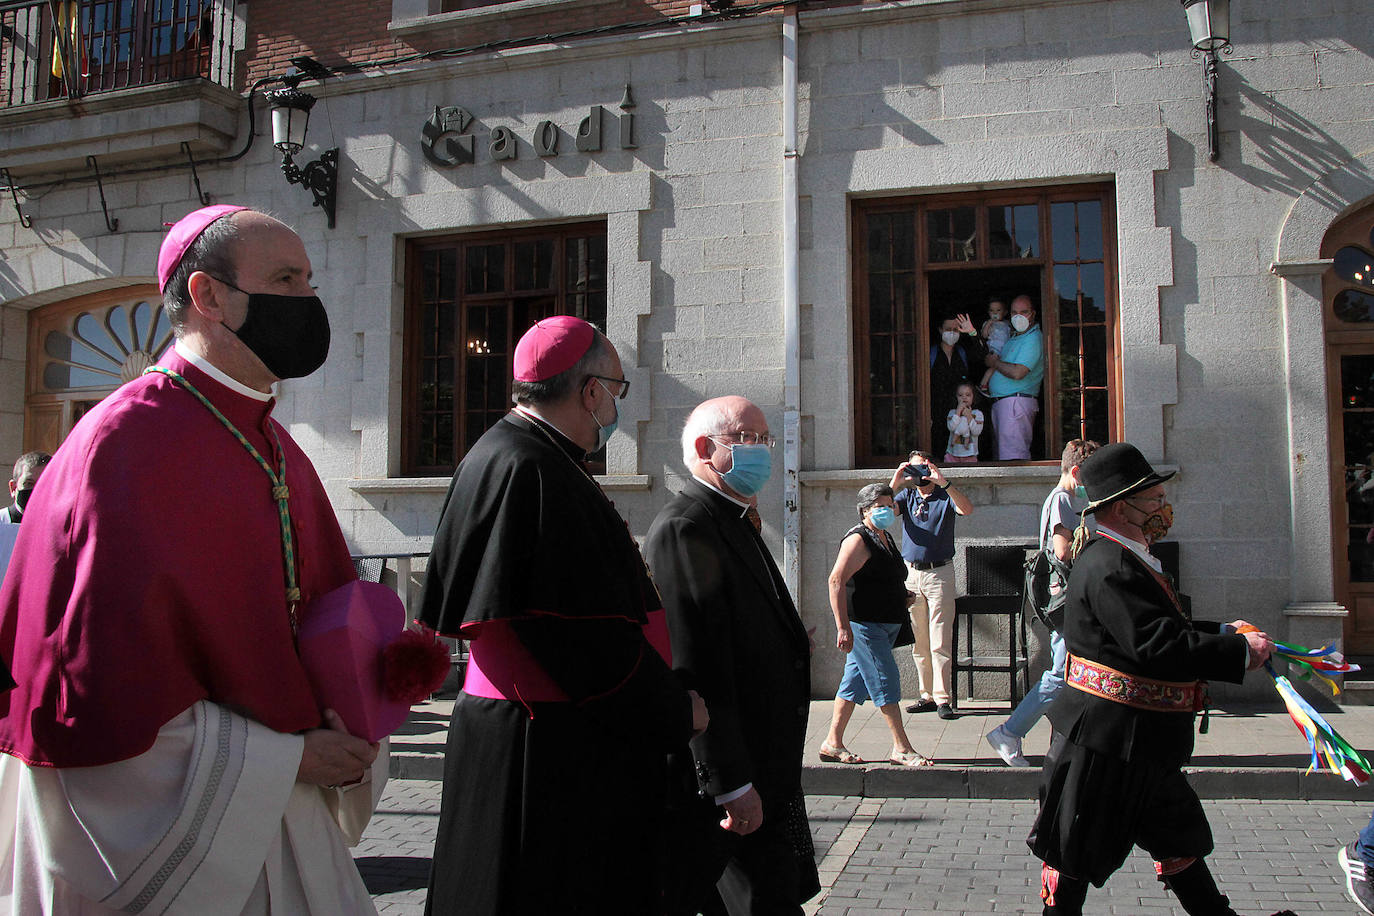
[[1022, 546, 1072, 632]]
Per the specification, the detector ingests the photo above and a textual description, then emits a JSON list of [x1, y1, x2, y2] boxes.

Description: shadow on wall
[[1227, 81, 1373, 212], [0, 259, 22, 302]]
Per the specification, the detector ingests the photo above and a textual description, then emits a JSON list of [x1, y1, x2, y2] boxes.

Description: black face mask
[[212, 277, 331, 380], [13, 488, 32, 511]]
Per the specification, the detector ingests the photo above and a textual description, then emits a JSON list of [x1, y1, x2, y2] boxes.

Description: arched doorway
[[1324, 200, 1374, 653], [24, 286, 172, 454]]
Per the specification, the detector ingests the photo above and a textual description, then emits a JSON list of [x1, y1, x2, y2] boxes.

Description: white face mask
[[941, 330, 961, 346], [1011, 313, 1031, 333]]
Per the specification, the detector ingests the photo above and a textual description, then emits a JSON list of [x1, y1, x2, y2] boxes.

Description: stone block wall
[[0, 1, 1371, 701]]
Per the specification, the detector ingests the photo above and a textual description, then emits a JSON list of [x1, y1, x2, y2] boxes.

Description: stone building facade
[[0, 0, 1371, 700]]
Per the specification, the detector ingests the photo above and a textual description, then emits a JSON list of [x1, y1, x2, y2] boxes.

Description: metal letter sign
[[421, 106, 475, 167], [490, 126, 517, 161], [419, 88, 641, 167], [576, 106, 603, 152], [618, 85, 636, 150], [534, 120, 559, 157]]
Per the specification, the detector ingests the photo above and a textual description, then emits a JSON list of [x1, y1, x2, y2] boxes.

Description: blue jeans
[[1357, 809, 1374, 865], [836, 621, 903, 708], [1003, 628, 1067, 738]]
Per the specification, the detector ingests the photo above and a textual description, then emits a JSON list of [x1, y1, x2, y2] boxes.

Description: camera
[[902, 463, 931, 480]]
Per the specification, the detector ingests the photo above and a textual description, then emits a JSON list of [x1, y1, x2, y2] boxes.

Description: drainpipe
[[781, 5, 801, 600]]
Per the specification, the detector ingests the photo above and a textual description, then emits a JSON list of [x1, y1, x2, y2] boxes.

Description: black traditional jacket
[[1048, 531, 1248, 768]]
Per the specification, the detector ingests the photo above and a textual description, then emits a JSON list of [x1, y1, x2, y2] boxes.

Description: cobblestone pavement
[[355, 780, 1370, 914]]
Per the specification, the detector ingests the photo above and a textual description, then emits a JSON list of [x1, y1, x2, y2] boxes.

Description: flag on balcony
[[50, 1, 88, 81]]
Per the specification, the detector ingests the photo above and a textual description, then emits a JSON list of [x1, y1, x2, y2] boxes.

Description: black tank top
[[843, 524, 909, 624]]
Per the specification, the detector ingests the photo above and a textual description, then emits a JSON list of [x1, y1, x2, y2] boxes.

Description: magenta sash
[[462, 610, 672, 703]]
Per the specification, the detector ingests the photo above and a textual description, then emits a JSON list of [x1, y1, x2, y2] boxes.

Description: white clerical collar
[[1096, 522, 1162, 573], [692, 474, 752, 518], [512, 405, 583, 453], [174, 342, 274, 403]]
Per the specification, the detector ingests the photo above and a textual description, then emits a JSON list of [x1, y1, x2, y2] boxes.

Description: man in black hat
[[1027, 442, 1283, 916]]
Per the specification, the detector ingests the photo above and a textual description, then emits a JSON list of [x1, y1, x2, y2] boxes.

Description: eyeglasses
[[709, 431, 776, 448], [587, 375, 630, 400], [914, 500, 930, 521]]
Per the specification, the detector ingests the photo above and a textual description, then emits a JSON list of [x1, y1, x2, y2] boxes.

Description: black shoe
[[1340, 842, 1374, 915], [906, 698, 937, 714], [937, 703, 957, 720]]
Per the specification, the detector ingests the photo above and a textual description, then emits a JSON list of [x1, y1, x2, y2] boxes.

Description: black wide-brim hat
[[1080, 442, 1175, 515]]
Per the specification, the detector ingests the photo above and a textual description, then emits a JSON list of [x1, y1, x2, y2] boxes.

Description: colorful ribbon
[[1260, 639, 1369, 785], [1273, 640, 1358, 696]]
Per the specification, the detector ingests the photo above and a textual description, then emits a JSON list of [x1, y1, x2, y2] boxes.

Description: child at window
[[978, 298, 1012, 395], [945, 383, 983, 463]]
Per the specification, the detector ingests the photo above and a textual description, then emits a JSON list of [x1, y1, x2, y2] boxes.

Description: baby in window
[[945, 383, 984, 463], [978, 298, 1012, 395]]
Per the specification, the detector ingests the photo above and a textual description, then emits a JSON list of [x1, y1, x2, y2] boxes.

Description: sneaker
[[985, 724, 1030, 767], [937, 703, 957, 720], [1340, 841, 1374, 915], [906, 698, 937, 714]]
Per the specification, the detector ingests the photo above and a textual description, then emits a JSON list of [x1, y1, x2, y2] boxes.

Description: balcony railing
[[0, 0, 237, 109]]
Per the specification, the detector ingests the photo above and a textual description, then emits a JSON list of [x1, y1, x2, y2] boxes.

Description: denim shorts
[[836, 620, 903, 707]]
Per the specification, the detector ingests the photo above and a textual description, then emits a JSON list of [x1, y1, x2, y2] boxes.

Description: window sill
[[800, 462, 1179, 488], [801, 463, 1178, 487], [800, 465, 1061, 487], [389, 0, 611, 37], [349, 474, 653, 494]]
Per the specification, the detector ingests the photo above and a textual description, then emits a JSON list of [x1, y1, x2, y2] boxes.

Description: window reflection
[[1335, 289, 1374, 323], [1335, 246, 1374, 290], [514, 240, 555, 291], [988, 204, 1039, 259], [927, 208, 977, 262], [465, 244, 505, 294]]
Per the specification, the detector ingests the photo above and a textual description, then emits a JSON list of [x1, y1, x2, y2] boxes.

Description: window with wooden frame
[[852, 184, 1119, 467], [402, 221, 608, 476]]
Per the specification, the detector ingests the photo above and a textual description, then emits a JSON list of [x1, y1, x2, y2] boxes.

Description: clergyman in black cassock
[[1026, 442, 1284, 916], [419, 318, 700, 916], [644, 396, 820, 916]]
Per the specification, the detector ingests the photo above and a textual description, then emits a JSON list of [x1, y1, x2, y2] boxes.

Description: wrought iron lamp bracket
[[280, 148, 338, 229], [1192, 41, 1232, 162]]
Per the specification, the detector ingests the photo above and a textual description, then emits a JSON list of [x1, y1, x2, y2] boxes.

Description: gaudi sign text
[[420, 86, 638, 168]]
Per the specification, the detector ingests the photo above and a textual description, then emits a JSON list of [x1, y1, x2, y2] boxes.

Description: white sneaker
[[1340, 843, 1374, 915], [985, 724, 1029, 767]]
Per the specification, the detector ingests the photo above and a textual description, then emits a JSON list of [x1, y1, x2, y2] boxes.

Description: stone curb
[[389, 755, 1371, 800], [799, 763, 1374, 800]]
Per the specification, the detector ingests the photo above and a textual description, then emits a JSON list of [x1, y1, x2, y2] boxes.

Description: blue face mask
[[1074, 484, 1087, 500], [590, 380, 619, 451], [868, 506, 897, 530], [719, 443, 772, 497]]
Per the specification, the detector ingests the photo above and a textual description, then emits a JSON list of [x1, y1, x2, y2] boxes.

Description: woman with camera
[[818, 483, 933, 767]]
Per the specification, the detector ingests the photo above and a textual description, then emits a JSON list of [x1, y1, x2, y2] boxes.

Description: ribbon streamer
[[1256, 638, 1369, 785]]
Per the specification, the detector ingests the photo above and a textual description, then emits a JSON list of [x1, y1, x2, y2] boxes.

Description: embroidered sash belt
[[1066, 654, 1200, 713]]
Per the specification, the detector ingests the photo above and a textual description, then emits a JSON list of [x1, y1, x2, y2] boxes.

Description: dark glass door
[[1338, 352, 1374, 653]]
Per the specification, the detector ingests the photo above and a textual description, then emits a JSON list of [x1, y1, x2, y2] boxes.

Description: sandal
[[818, 744, 863, 765], [889, 750, 933, 767]]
